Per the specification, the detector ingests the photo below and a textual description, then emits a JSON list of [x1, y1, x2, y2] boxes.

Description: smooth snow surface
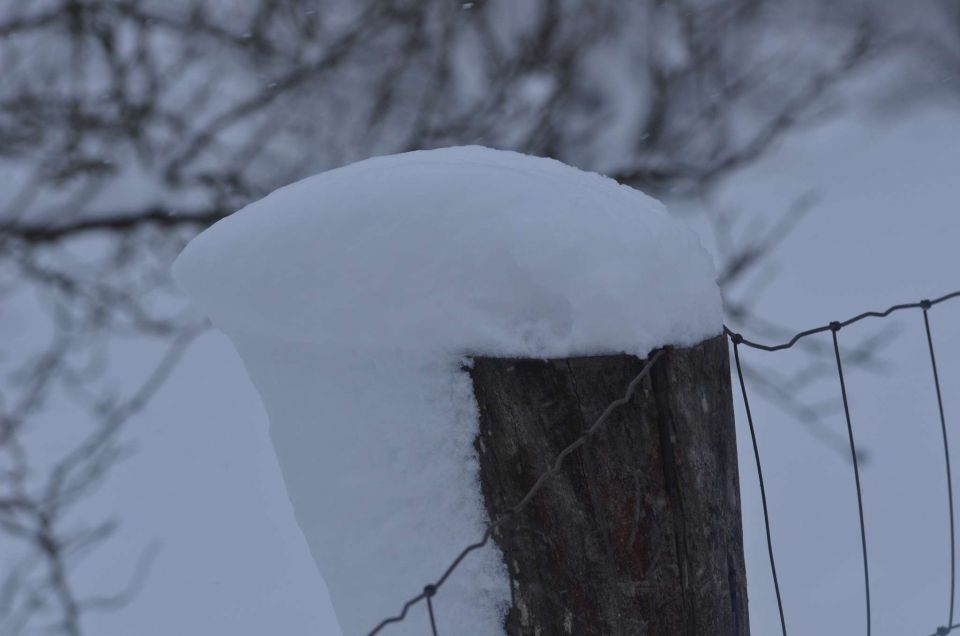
[[173, 146, 721, 635]]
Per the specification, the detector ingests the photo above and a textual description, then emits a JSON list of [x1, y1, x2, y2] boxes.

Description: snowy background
[[1, 2, 959, 635]]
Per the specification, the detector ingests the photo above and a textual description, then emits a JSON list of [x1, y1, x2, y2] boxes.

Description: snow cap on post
[[174, 146, 721, 357]]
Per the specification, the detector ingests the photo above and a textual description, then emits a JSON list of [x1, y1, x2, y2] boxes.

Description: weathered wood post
[[470, 334, 748, 636]]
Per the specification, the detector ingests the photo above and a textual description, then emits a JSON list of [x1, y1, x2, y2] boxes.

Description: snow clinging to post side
[[173, 146, 721, 635]]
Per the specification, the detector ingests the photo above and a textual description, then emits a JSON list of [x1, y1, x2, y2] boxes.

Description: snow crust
[[173, 146, 721, 635]]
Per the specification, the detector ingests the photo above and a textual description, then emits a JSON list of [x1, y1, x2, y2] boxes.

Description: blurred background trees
[[0, 0, 957, 633]]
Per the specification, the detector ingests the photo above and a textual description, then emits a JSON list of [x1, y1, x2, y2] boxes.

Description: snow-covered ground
[[13, 103, 958, 636]]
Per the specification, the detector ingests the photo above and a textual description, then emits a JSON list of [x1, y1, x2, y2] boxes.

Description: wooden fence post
[[469, 334, 749, 636]]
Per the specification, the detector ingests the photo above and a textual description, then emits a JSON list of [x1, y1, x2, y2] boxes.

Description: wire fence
[[366, 289, 960, 636]]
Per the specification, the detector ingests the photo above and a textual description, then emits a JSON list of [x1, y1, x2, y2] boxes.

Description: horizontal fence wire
[[724, 290, 960, 352], [367, 289, 960, 636]]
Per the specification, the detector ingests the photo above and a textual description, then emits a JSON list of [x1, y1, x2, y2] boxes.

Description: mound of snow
[[175, 146, 720, 357], [173, 146, 721, 636]]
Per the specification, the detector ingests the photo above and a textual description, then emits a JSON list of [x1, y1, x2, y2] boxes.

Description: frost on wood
[[172, 146, 722, 635]]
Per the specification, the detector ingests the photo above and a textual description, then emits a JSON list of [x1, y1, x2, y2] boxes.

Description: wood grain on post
[[469, 334, 749, 636]]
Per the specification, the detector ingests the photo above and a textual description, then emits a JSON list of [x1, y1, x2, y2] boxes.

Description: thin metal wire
[[727, 290, 960, 352], [732, 339, 787, 636], [365, 349, 666, 636], [831, 325, 871, 636], [927, 623, 959, 636], [424, 586, 438, 636], [923, 305, 956, 631]]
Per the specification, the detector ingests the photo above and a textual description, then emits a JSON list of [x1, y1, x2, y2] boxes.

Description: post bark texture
[[469, 334, 748, 636]]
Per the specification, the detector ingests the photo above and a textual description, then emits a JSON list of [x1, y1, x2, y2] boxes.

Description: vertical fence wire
[[922, 303, 956, 631], [831, 323, 871, 636], [732, 338, 788, 636], [424, 586, 439, 636]]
